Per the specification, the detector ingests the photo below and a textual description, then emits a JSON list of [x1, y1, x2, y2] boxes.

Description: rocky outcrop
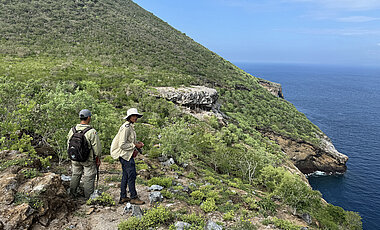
[[152, 86, 218, 109], [258, 79, 284, 98], [264, 132, 348, 174], [0, 150, 74, 230], [152, 86, 228, 121]]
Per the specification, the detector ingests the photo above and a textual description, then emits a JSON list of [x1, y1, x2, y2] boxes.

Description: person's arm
[[67, 128, 73, 148], [92, 131, 102, 157]]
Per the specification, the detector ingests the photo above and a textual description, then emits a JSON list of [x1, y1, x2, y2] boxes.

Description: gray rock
[[132, 205, 143, 219], [60, 175, 71, 182], [162, 158, 175, 167], [149, 191, 164, 204], [182, 186, 192, 194], [175, 221, 191, 230], [302, 213, 312, 224], [89, 190, 102, 200], [152, 86, 218, 109], [300, 228, 308, 230], [158, 155, 168, 162], [123, 203, 132, 213], [189, 183, 197, 188], [205, 220, 223, 230], [149, 185, 164, 191]]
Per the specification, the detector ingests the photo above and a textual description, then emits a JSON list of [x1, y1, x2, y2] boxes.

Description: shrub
[[179, 213, 206, 227], [118, 206, 173, 230], [103, 155, 116, 164], [191, 190, 205, 201], [228, 220, 257, 230], [223, 210, 235, 221], [262, 217, 301, 230], [147, 177, 173, 188], [86, 192, 115, 206], [200, 198, 217, 213]]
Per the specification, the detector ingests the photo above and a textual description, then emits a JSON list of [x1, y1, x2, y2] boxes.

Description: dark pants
[[119, 157, 137, 199]]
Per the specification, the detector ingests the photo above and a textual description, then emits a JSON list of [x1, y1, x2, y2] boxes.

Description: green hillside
[[0, 0, 361, 229]]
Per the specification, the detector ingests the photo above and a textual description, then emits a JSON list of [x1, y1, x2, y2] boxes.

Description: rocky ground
[[0, 150, 311, 230]]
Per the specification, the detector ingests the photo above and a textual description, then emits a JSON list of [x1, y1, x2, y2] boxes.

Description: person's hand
[[135, 141, 144, 148], [95, 156, 101, 168]]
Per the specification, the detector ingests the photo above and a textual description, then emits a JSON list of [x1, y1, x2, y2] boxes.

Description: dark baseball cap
[[79, 109, 92, 118]]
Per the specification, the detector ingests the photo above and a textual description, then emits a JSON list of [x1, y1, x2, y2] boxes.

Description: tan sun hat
[[123, 108, 143, 120]]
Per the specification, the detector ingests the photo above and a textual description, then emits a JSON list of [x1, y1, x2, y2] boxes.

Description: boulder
[[149, 191, 163, 205], [205, 220, 223, 230], [175, 221, 191, 230], [0, 152, 74, 230], [148, 185, 164, 191], [131, 205, 143, 219]]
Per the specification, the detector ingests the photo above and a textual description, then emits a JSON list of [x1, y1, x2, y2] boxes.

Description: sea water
[[235, 62, 380, 230]]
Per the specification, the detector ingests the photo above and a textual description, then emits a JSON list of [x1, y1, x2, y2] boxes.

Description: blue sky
[[133, 0, 380, 67]]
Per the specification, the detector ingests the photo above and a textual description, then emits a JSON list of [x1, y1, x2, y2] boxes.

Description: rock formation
[[0, 150, 74, 229], [257, 79, 284, 98], [151, 86, 227, 121], [264, 132, 348, 174], [153, 85, 348, 175]]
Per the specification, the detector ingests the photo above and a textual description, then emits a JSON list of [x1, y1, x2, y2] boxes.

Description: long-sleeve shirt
[[67, 124, 102, 162], [110, 121, 136, 161]]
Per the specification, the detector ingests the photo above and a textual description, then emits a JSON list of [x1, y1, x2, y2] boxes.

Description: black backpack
[[68, 127, 93, 162]]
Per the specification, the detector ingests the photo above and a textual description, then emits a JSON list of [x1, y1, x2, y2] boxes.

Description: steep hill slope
[[0, 0, 360, 229]]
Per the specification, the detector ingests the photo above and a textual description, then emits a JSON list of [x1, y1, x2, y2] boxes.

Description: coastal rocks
[[257, 79, 284, 98], [264, 132, 348, 174]]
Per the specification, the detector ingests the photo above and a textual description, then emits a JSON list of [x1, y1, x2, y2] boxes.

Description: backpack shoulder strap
[[82, 127, 93, 134], [72, 126, 77, 133]]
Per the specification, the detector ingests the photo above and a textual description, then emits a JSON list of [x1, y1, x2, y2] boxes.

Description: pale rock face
[[264, 132, 348, 174], [152, 86, 227, 122], [257, 79, 284, 98]]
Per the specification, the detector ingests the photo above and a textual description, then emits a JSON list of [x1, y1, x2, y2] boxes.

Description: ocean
[[235, 62, 380, 230]]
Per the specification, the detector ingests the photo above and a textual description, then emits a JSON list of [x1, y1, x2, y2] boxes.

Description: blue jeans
[[119, 157, 137, 199]]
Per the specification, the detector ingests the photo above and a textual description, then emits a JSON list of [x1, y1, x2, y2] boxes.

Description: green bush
[[86, 192, 115, 206], [147, 177, 173, 188], [223, 210, 235, 221], [118, 206, 173, 230], [228, 220, 257, 230], [262, 217, 300, 230], [103, 155, 116, 164], [200, 198, 217, 213]]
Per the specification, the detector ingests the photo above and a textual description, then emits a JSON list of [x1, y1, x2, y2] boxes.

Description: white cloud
[[337, 16, 380, 22], [285, 0, 380, 11], [280, 28, 380, 36], [377, 43, 380, 46]]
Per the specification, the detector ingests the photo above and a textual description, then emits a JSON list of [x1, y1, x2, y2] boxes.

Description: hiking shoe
[[130, 197, 145, 205], [119, 197, 131, 204]]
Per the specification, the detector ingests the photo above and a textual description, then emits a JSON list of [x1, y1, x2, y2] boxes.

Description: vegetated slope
[[0, 0, 321, 144], [0, 0, 361, 229]]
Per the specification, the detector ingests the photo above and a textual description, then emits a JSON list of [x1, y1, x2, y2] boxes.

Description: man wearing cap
[[67, 109, 102, 199], [110, 108, 145, 205]]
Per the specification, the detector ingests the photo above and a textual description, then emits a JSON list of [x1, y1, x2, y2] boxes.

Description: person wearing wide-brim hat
[[110, 108, 145, 205]]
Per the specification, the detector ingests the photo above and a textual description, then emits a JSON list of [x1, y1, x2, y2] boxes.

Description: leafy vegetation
[[0, 0, 362, 229], [86, 192, 115, 206]]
